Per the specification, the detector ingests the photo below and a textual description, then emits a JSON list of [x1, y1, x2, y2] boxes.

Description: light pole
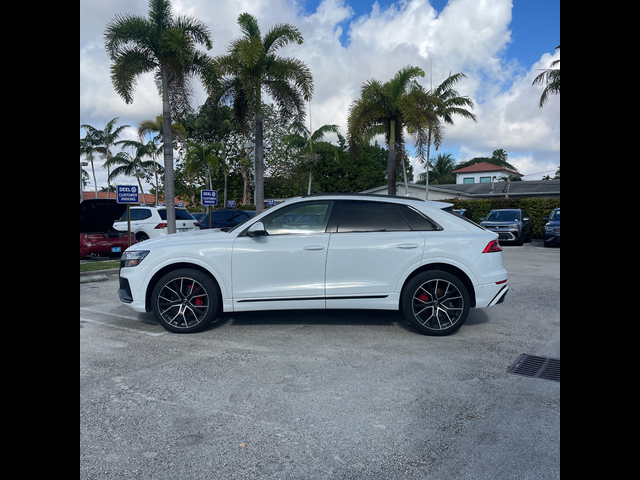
[[80, 161, 88, 202]]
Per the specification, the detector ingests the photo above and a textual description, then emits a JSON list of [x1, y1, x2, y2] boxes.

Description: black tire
[[402, 270, 470, 336], [136, 232, 150, 242], [151, 269, 220, 333], [514, 233, 524, 246]]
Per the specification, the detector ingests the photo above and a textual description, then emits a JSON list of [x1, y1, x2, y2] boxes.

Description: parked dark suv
[[480, 209, 532, 246], [542, 207, 560, 247], [198, 209, 256, 229]]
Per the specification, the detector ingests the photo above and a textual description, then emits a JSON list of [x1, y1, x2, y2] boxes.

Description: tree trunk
[[387, 118, 396, 196], [161, 69, 176, 234], [424, 130, 432, 200], [136, 176, 146, 204], [254, 112, 265, 214], [91, 159, 98, 198]]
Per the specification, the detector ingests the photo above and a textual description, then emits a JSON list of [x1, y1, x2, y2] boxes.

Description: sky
[[79, 0, 560, 193]]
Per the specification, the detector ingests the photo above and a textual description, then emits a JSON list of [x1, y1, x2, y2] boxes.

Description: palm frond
[[263, 23, 303, 53], [237, 12, 261, 39]]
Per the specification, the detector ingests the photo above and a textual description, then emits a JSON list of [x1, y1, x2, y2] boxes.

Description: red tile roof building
[[451, 162, 523, 184]]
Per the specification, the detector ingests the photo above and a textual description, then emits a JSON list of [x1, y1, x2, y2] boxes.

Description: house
[[361, 179, 560, 201], [451, 161, 523, 184]]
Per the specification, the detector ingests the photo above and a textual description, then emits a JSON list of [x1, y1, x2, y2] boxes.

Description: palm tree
[[428, 153, 456, 185], [348, 66, 438, 196], [532, 45, 560, 108], [80, 118, 131, 199], [423, 72, 476, 198], [212, 12, 313, 213], [80, 134, 100, 198], [104, 0, 214, 233], [138, 115, 186, 205], [105, 140, 159, 202], [284, 121, 342, 194], [182, 140, 222, 191]]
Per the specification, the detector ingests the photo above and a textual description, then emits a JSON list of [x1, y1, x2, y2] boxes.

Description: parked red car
[[80, 199, 136, 258]]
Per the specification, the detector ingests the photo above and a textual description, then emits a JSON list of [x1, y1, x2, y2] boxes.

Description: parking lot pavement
[[80, 242, 559, 479]]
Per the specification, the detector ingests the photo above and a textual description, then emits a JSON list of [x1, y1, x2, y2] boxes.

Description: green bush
[[442, 198, 560, 239]]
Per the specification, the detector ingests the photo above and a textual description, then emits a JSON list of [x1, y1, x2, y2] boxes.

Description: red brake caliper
[[418, 294, 430, 302], [191, 284, 204, 306]]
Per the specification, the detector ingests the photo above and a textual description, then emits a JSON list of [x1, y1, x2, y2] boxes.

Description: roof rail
[[302, 192, 426, 202]]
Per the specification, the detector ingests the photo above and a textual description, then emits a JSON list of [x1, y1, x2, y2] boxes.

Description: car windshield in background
[[549, 209, 560, 221], [486, 210, 520, 222]]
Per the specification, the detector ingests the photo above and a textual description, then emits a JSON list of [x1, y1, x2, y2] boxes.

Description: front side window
[[262, 201, 333, 235]]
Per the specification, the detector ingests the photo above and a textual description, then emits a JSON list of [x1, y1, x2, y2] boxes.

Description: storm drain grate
[[507, 354, 560, 382]]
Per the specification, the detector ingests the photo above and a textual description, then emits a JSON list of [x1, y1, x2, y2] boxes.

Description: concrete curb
[[80, 268, 119, 284]]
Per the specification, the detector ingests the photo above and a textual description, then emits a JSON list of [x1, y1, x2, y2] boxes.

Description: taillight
[[483, 240, 502, 253], [155, 223, 168, 229]]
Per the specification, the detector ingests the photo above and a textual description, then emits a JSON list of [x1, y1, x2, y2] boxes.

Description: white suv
[[114, 206, 200, 241], [118, 194, 508, 335]]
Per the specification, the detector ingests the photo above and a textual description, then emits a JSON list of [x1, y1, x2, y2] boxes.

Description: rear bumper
[[474, 282, 508, 308]]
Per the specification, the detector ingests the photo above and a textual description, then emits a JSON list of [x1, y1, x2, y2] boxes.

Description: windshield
[[226, 214, 255, 232], [549, 209, 560, 221], [486, 210, 520, 222]]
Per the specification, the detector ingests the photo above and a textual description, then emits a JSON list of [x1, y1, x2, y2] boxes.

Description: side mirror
[[246, 221, 268, 237]]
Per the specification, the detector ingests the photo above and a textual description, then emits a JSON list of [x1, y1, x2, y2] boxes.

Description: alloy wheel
[[156, 276, 210, 330], [411, 278, 465, 331]]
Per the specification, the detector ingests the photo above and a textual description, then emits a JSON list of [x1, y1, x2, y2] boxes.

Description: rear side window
[[119, 208, 152, 221], [337, 201, 410, 232], [158, 209, 195, 220]]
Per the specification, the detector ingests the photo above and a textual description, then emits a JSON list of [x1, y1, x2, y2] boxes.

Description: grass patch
[[80, 260, 120, 272]]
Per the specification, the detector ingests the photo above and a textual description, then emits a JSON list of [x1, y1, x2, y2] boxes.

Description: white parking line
[[80, 308, 165, 336]]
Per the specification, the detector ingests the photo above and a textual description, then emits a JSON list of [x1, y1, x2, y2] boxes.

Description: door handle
[[397, 243, 419, 249], [303, 245, 326, 251]]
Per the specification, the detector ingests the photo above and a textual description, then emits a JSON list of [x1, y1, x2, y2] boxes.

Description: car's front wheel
[[402, 270, 470, 336], [151, 269, 219, 333]]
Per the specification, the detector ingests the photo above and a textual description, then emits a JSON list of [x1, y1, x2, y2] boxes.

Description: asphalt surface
[[80, 241, 560, 479]]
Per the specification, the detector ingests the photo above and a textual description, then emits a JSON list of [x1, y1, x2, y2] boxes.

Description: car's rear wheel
[[136, 232, 150, 242], [402, 271, 470, 336], [151, 269, 219, 333]]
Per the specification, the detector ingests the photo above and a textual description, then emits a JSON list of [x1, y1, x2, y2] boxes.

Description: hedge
[[440, 197, 560, 239]]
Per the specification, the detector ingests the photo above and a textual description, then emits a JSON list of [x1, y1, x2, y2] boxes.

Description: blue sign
[[201, 190, 218, 207], [267, 199, 275, 207], [116, 185, 139, 204], [227, 200, 235, 208]]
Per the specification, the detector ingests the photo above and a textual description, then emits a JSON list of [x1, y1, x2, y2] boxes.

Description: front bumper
[[483, 227, 522, 242]]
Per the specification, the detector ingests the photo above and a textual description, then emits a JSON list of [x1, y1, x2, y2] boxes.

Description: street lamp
[[80, 161, 88, 202]]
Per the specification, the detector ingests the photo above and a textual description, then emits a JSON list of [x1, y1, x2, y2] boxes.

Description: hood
[[126, 227, 232, 250], [80, 199, 128, 233]]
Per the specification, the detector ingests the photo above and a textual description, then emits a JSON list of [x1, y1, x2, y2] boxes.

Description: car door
[[324, 200, 428, 307], [231, 201, 334, 311]]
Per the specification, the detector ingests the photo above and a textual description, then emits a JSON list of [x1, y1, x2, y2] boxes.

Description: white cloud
[[80, 0, 559, 188]]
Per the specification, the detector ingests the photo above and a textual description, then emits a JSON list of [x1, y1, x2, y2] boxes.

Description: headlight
[[121, 250, 149, 267]]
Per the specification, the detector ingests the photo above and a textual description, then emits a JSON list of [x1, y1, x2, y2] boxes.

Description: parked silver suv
[[114, 206, 200, 241]]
